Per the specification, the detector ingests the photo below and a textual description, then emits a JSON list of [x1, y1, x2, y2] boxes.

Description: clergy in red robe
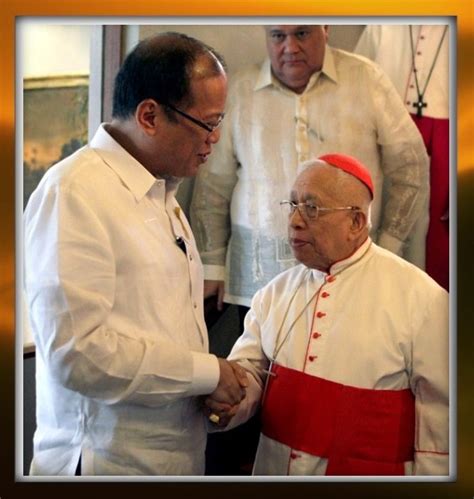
[[355, 25, 450, 291], [204, 154, 449, 476]]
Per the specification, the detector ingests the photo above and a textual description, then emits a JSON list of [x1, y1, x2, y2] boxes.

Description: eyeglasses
[[166, 103, 224, 135], [280, 200, 360, 221]]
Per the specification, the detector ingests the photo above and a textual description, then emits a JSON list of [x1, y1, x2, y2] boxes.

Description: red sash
[[261, 364, 415, 475]]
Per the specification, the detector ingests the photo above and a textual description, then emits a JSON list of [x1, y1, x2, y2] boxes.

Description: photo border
[[2, 1, 473, 497]]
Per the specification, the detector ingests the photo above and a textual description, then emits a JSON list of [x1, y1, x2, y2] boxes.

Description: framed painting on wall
[[23, 75, 88, 208]]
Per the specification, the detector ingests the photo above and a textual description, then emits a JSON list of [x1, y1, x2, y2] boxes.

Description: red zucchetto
[[318, 153, 374, 199]]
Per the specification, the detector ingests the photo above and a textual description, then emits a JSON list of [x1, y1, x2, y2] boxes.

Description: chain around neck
[[409, 25, 448, 117]]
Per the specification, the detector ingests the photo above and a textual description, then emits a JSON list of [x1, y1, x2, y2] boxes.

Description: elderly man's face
[[265, 25, 328, 94], [287, 165, 357, 272]]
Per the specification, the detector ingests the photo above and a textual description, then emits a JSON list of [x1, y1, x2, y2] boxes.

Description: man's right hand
[[210, 358, 249, 406], [204, 280, 225, 311]]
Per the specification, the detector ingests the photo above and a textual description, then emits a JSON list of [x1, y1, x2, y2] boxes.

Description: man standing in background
[[191, 24, 429, 315], [355, 24, 450, 290]]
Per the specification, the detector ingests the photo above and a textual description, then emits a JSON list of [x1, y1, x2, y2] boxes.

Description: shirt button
[[189, 254, 193, 261], [406, 101, 411, 105], [316, 311, 326, 318], [417, 51, 422, 55], [308, 355, 317, 362], [321, 291, 330, 298], [193, 303, 197, 309], [312, 332, 321, 339], [409, 84, 414, 88]]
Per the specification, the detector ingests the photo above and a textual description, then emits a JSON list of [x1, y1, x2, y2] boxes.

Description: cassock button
[[326, 275, 336, 283], [316, 311, 326, 318], [312, 332, 321, 339], [321, 291, 330, 298], [308, 355, 317, 362], [290, 451, 300, 459]]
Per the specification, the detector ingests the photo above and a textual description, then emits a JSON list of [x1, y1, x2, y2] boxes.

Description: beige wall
[[19, 23, 91, 78]]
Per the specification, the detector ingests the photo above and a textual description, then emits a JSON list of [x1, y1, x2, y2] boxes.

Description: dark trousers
[[204, 303, 262, 475]]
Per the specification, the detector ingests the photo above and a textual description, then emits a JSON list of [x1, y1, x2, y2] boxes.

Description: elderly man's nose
[[289, 205, 306, 227]]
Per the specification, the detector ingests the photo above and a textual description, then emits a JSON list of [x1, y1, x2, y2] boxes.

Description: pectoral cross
[[413, 96, 427, 117]]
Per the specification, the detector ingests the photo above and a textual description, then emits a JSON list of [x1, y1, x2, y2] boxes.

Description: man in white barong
[[204, 153, 449, 476]]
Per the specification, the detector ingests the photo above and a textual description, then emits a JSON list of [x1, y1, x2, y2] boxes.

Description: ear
[[349, 210, 367, 238], [323, 25, 329, 42], [135, 99, 160, 136]]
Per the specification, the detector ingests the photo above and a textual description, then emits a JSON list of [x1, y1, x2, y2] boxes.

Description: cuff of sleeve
[[189, 352, 220, 396], [377, 231, 404, 256], [203, 265, 226, 281], [413, 451, 449, 475]]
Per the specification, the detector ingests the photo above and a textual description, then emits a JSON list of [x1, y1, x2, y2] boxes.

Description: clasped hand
[[204, 359, 248, 427]]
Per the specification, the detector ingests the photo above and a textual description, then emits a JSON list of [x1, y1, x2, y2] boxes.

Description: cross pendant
[[413, 97, 427, 117]]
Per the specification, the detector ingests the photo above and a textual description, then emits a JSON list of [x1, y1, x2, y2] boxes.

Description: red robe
[[411, 114, 449, 291]]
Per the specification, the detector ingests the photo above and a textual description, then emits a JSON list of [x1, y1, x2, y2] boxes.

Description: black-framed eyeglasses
[[166, 103, 224, 134], [280, 200, 360, 221]]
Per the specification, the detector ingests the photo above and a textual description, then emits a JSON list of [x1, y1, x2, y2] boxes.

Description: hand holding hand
[[211, 359, 249, 406], [203, 398, 240, 428]]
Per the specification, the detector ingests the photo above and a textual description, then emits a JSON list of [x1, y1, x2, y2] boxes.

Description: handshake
[[203, 358, 249, 428]]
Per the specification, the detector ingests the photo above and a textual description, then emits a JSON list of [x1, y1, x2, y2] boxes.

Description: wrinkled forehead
[[291, 164, 334, 199]]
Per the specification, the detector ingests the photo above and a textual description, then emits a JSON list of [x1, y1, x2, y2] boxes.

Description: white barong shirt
[[24, 125, 220, 476]]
